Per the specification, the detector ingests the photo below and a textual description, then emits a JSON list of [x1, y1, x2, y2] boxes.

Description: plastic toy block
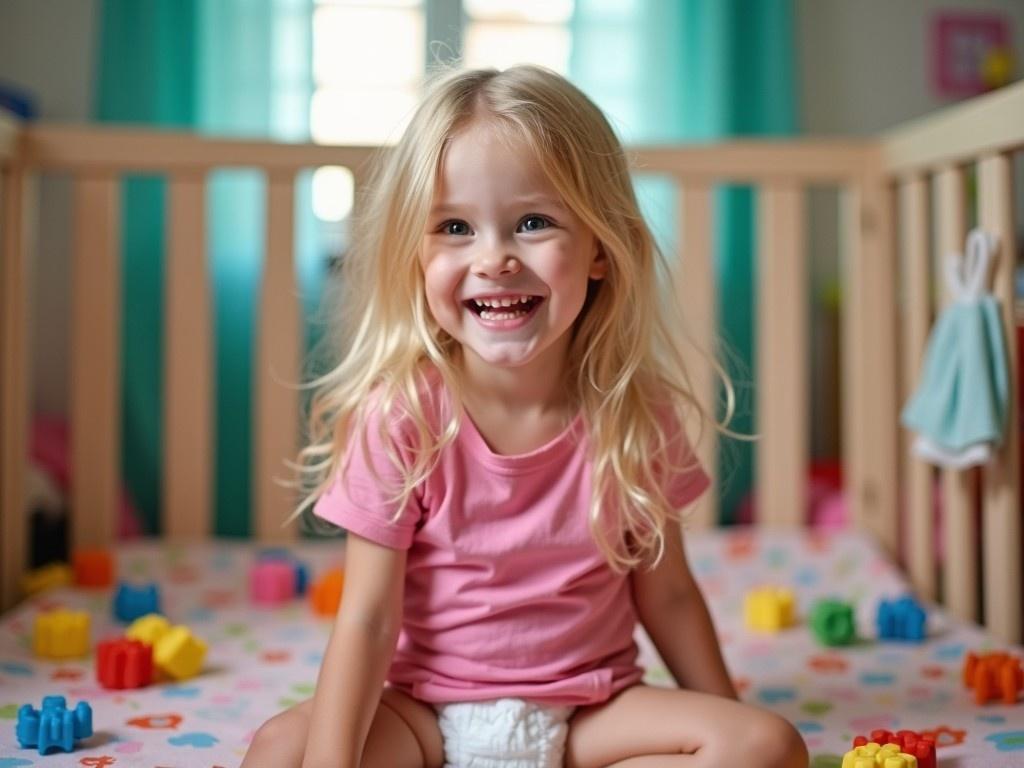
[[258, 548, 309, 595], [97, 637, 153, 689], [876, 595, 926, 642], [962, 651, 1024, 705], [842, 742, 918, 767], [310, 567, 345, 616], [153, 625, 207, 680], [16, 695, 93, 754], [810, 599, 856, 646], [113, 582, 161, 623], [743, 587, 795, 632], [72, 549, 114, 588], [250, 559, 297, 605], [21, 563, 72, 595], [33, 609, 90, 659], [853, 730, 935, 768], [126, 613, 171, 645]]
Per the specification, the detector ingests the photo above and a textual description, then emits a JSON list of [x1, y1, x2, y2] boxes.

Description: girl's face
[[420, 122, 607, 377]]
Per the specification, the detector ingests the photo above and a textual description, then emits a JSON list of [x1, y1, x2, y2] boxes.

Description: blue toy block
[[113, 582, 161, 623], [16, 695, 92, 754], [257, 549, 309, 596], [877, 594, 926, 642]]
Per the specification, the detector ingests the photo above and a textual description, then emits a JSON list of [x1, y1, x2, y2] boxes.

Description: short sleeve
[[312, 401, 425, 550], [655, 402, 711, 512]]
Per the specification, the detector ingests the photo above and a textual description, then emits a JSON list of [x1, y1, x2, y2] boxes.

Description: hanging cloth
[[900, 228, 1009, 469]]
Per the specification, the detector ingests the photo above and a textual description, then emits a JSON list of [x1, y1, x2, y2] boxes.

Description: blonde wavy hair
[[293, 64, 735, 572]]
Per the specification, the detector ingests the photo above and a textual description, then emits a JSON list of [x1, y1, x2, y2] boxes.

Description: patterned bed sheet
[[0, 527, 1021, 767]]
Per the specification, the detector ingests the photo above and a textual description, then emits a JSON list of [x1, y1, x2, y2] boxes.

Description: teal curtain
[[570, 0, 797, 520], [95, 0, 318, 536]]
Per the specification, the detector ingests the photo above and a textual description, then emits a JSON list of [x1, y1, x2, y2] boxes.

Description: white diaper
[[433, 697, 576, 768]]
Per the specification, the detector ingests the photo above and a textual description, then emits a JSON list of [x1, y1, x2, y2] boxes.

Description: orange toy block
[[72, 549, 115, 588], [310, 568, 345, 617], [963, 651, 1024, 705]]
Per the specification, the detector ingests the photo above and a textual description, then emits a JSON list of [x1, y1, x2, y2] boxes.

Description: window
[[309, 0, 575, 222], [310, 0, 425, 221], [463, 0, 573, 74]]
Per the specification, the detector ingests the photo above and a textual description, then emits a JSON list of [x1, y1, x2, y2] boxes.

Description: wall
[[0, 0, 98, 417]]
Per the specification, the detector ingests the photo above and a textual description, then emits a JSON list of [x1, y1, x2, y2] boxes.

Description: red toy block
[[73, 550, 114, 588], [963, 651, 1024, 705], [96, 638, 153, 689], [853, 729, 936, 768]]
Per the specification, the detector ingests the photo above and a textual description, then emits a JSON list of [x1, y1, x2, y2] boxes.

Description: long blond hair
[[294, 64, 735, 571]]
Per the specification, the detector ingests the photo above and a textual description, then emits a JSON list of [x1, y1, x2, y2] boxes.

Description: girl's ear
[[588, 243, 608, 281]]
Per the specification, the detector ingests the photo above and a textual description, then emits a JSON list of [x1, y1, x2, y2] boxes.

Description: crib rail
[[881, 80, 1024, 644], [1, 81, 1022, 645]]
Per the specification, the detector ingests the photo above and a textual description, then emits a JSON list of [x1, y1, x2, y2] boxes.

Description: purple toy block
[[16, 695, 93, 754]]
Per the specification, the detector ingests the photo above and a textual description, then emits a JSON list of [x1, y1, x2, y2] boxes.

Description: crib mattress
[[1, 527, 1021, 767]]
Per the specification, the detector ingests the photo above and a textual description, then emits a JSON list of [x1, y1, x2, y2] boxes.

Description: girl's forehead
[[437, 123, 553, 193]]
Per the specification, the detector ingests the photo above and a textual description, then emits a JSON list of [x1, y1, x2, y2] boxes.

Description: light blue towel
[[901, 229, 1009, 469]]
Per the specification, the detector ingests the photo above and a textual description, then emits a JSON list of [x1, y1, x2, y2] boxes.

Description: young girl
[[242, 64, 808, 768]]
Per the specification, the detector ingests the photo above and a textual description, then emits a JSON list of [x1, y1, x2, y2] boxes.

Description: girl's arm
[[302, 532, 407, 768], [631, 522, 738, 700]]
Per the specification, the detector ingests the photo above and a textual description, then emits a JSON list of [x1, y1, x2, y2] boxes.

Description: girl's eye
[[519, 215, 551, 232], [441, 220, 471, 236]]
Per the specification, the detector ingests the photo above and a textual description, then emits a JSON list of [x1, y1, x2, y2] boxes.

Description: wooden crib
[[2, 80, 1022, 646]]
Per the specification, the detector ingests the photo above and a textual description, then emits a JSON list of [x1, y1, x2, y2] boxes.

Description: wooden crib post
[[677, 180, 718, 529], [899, 174, 937, 601], [254, 170, 300, 543], [0, 162, 33, 611], [935, 165, 979, 624], [843, 170, 899, 555], [164, 172, 213, 539], [70, 175, 121, 549], [757, 182, 808, 524]]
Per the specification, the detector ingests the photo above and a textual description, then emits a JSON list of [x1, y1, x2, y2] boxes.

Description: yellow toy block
[[33, 609, 90, 659], [842, 743, 918, 768], [153, 626, 207, 680], [21, 563, 72, 596], [126, 613, 171, 645], [744, 587, 796, 632]]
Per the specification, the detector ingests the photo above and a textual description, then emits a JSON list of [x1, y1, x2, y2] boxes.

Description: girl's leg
[[241, 687, 444, 768], [565, 685, 808, 768]]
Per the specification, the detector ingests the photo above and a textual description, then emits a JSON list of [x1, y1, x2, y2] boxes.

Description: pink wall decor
[[931, 12, 1013, 97]]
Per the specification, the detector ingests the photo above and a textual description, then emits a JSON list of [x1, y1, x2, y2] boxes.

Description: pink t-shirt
[[313, 371, 709, 706]]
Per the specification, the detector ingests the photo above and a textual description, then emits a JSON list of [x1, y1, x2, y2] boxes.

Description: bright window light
[[464, 0, 573, 24], [311, 166, 355, 222], [464, 21, 572, 74]]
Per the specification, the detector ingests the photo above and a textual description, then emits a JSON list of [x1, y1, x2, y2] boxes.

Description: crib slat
[[254, 172, 299, 542], [842, 173, 899, 553], [978, 153, 1021, 643], [677, 182, 718, 528], [0, 166, 33, 610], [164, 175, 212, 539], [71, 175, 121, 548], [936, 165, 978, 623], [757, 183, 807, 524], [899, 175, 937, 600]]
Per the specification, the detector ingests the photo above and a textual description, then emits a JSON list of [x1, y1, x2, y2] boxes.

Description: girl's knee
[[248, 704, 311, 758], [739, 712, 808, 768]]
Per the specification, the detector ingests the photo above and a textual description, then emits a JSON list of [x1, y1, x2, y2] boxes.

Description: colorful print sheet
[[1, 527, 1022, 767]]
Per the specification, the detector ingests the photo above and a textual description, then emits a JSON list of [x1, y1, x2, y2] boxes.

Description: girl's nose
[[472, 251, 520, 277]]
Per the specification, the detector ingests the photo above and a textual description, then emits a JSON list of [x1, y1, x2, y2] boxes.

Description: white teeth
[[472, 295, 535, 309]]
